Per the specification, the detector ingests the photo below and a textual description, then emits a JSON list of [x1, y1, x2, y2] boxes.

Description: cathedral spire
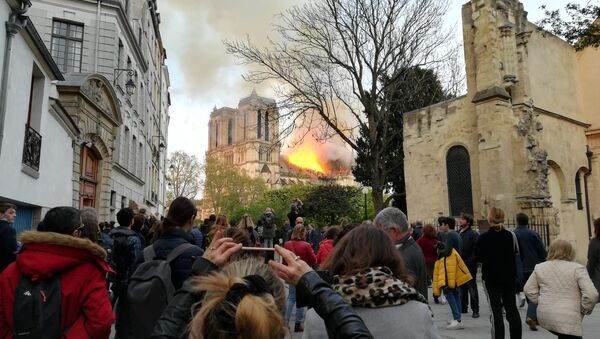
[[250, 88, 258, 97]]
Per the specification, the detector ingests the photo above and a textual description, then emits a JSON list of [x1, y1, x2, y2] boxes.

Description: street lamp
[[113, 68, 137, 96], [362, 186, 369, 221]]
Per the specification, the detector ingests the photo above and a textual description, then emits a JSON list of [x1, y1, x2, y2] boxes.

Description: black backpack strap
[[143, 245, 156, 262], [166, 243, 198, 263]]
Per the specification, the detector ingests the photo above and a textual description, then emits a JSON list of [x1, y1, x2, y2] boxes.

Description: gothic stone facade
[[404, 0, 600, 262], [207, 90, 282, 186]]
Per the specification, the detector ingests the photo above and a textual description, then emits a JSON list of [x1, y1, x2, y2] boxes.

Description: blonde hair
[[189, 258, 286, 339], [290, 224, 306, 240], [547, 239, 576, 262], [208, 215, 230, 243], [488, 207, 505, 229]]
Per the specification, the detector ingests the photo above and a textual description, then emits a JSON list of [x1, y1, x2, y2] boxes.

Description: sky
[[159, 0, 587, 163]]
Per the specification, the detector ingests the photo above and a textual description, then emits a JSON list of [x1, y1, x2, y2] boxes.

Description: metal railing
[[22, 124, 42, 171]]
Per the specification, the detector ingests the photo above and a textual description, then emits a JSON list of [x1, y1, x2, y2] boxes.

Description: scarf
[[332, 266, 428, 308]]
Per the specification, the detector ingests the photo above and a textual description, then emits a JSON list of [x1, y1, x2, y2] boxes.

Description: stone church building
[[404, 0, 599, 260], [207, 90, 284, 186], [207, 90, 356, 190]]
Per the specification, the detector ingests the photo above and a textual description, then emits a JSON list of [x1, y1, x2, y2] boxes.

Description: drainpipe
[[0, 2, 30, 157], [93, 0, 102, 73], [585, 145, 593, 238]]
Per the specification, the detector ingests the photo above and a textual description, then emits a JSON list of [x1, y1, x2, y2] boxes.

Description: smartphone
[[238, 247, 281, 264]]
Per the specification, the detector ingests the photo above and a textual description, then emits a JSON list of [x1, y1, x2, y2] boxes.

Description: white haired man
[[374, 207, 428, 299]]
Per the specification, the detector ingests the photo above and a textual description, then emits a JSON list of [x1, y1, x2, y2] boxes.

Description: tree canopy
[[352, 66, 450, 211], [203, 156, 268, 216], [539, 3, 600, 50], [166, 151, 202, 203]]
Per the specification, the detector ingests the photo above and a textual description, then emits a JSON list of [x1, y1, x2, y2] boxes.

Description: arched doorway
[[446, 145, 473, 216], [79, 146, 101, 208]]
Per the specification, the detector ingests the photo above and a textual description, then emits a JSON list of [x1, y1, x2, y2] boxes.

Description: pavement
[[430, 284, 600, 339]]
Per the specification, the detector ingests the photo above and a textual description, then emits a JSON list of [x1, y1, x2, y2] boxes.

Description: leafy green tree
[[539, 3, 600, 50], [203, 156, 267, 216], [352, 66, 450, 212], [303, 185, 361, 225]]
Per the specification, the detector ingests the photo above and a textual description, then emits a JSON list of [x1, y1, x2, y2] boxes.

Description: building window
[[123, 127, 130, 167], [575, 172, 583, 210], [259, 146, 271, 162], [51, 20, 83, 73], [243, 113, 247, 140], [215, 121, 219, 147], [446, 145, 473, 216], [225, 152, 233, 164], [131, 135, 136, 172], [264, 110, 269, 141], [22, 66, 45, 172], [257, 110, 262, 139], [227, 118, 233, 145], [138, 142, 143, 178]]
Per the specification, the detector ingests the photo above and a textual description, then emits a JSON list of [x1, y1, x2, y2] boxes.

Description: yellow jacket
[[432, 249, 473, 297]]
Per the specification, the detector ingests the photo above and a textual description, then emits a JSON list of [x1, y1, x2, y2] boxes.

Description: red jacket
[[316, 239, 334, 267], [416, 235, 439, 264], [285, 240, 316, 267], [0, 231, 114, 339]]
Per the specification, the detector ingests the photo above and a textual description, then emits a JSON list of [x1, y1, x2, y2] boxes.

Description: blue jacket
[[513, 225, 546, 273], [190, 228, 204, 247], [138, 227, 204, 290]]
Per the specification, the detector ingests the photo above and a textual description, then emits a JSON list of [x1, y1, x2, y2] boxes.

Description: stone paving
[[430, 285, 600, 339]]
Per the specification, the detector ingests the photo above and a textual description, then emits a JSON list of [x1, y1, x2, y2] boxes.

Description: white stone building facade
[[25, 0, 171, 221], [0, 0, 80, 232]]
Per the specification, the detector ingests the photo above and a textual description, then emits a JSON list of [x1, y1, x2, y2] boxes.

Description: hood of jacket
[[16, 231, 111, 280]]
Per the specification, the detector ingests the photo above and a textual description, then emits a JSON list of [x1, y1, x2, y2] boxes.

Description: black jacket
[[587, 237, 600, 292], [258, 212, 276, 239], [0, 220, 17, 272], [151, 261, 373, 339], [459, 227, 479, 271], [396, 236, 428, 299], [150, 257, 217, 339], [135, 227, 203, 290], [513, 225, 546, 273], [476, 228, 516, 288]]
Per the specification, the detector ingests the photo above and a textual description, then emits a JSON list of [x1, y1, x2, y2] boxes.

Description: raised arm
[[270, 245, 373, 339]]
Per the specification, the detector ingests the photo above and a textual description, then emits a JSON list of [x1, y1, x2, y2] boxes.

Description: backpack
[[13, 276, 61, 339], [127, 243, 197, 339], [110, 230, 137, 292]]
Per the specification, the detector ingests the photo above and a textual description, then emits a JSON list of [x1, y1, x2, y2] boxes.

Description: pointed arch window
[[215, 121, 219, 147], [575, 171, 583, 210], [264, 110, 269, 141], [227, 118, 233, 145], [446, 145, 473, 216], [257, 110, 262, 139]]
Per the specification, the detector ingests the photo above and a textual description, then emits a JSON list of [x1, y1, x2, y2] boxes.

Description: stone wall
[[403, 96, 482, 220]]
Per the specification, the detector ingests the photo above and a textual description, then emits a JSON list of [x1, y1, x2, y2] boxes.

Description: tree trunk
[[371, 185, 384, 214]]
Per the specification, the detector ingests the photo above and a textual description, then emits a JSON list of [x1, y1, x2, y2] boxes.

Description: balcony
[[22, 125, 42, 172]]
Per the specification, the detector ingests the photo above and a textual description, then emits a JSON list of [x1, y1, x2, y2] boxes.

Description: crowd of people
[[0, 199, 599, 339]]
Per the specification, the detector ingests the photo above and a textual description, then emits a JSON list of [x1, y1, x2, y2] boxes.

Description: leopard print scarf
[[332, 266, 428, 308]]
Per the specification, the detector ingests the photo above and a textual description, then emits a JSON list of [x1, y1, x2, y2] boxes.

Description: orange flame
[[286, 148, 326, 174]]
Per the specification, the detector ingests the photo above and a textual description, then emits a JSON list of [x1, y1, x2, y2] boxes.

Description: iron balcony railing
[[22, 124, 42, 171]]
